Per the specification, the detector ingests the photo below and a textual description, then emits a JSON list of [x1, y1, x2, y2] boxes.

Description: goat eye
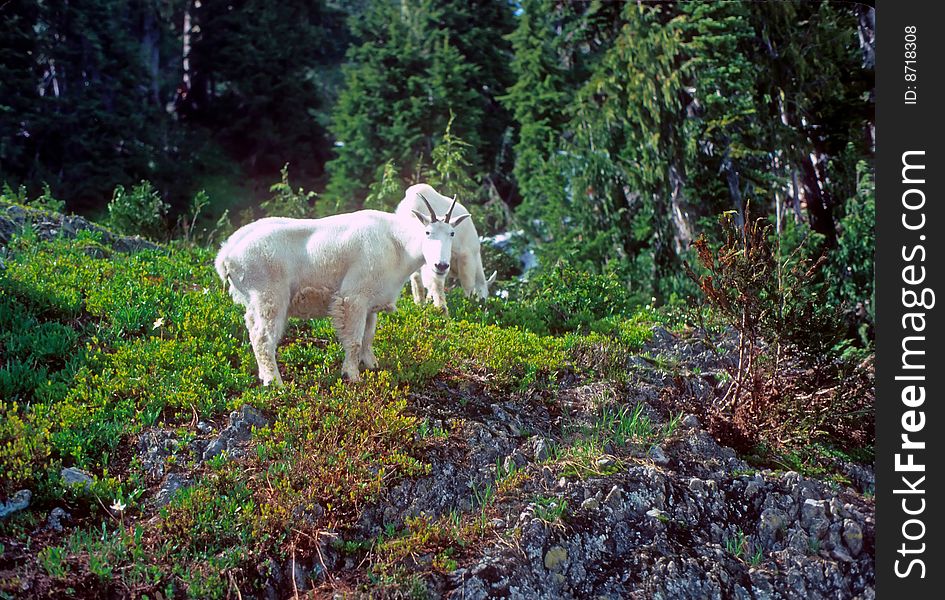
[[425, 231, 430, 236], [450, 232, 455, 237]]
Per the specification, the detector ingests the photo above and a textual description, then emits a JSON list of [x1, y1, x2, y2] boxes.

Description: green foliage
[[500, 0, 872, 305], [449, 265, 655, 342], [532, 496, 568, 525], [428, 111, 478, 201], [106, 181, 169, 240], [827, 161, 875, 327], [1, 0, 349, 215], [1, 182, 66, 212], [179, 189, 233, 247], [363, 159, 404, 210], [0, 234, 252, 489], [724, 527, 751, 560], [249, 372, 429, 529], [259, 164, 318, 218], [325, 0, 514, 210]]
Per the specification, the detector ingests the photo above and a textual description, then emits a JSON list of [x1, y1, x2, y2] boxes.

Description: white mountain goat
[[394, 184, 497, 312], [215, 194, 468, 385]]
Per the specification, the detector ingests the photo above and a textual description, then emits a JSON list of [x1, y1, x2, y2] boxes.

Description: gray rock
[[604, 485, 623, 509], [758, 508, 787, 547], [581, 498, 600, 511], [202, 437, 226, 461], [203, 404, 269, 461], [531, 437, 550, 462], [800, 499, 830, 539], [0, 489, 31, 518], [61, 467, 93, 489], [138, 428, 179, 480], [153, 473, 192, 507], [46, 507, 69, 531], [843, 519, 864, 556], [648, 445, 669, 465]]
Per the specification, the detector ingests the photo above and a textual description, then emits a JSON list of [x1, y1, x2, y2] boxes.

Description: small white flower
[[111, 499, 127, 513], [202, 287, 210, 295], [152, 316, 165, 330]]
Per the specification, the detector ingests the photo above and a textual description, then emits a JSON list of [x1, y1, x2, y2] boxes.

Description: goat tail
[[214, 252, 229, 284], [214, 251, 250, 305]]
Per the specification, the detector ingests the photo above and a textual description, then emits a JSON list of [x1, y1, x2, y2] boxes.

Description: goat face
[[411, 193, 470, 277]]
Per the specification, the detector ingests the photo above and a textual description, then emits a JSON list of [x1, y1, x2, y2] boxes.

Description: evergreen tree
[[499, 0, 872, 302], [500, 0, 570, 232], [1, 0, 181, 211], [181, 0, 349, 189], [0, 1, 41, 187], [324, 0, 514, 212]]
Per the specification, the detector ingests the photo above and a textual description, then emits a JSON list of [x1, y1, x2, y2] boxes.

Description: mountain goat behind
[[215, 193, 467, 385], [395, 184, 496, 312]]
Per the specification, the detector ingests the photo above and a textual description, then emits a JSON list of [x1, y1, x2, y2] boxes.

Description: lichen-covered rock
[[153, 473, 192, 507], [0, 490, 32, 519], [0, 201, 160, 253], [138, 428, 180, 481], [60, 467, 93, 489], [46, 507, 70, 531], [202, 404, 269, 461]]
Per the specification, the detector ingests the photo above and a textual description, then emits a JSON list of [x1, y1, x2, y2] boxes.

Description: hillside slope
[[0, 202, 874, 599]]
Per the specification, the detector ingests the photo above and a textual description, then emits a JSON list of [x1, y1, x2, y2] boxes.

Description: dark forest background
[[1, 0, 875, 325]]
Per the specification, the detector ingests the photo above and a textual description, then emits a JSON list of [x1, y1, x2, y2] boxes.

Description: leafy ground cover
[[0, 228, 664, 598]]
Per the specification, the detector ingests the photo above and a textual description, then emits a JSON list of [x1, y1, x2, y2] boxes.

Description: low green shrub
[[106, 181, 169, 240]]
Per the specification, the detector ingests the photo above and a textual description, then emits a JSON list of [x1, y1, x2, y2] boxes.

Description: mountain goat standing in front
[[395, 184, 496, 313], [215, 194, 467, 385]]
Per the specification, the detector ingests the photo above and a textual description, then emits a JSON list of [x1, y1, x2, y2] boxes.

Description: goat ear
[[486, 270, 497, 285], [451, 214, 470, 227], [411, 210, 431, 226]]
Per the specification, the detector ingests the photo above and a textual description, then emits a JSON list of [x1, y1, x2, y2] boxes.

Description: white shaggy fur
[[215, 201, 467, 385], [395, 184, 496, 312]]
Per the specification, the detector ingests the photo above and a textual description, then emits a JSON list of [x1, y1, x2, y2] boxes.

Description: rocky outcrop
[[324, 330, 875, 599], [0, 201, 159, 253]]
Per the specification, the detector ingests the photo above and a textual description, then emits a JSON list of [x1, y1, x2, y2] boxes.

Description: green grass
[[558, 403, 682, 478], [532, 496, 568, 525], [724, 527, 749, 559]]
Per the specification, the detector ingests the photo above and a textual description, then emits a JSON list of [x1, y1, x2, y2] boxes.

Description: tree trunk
[[141, 8, 161, 107], [723, 155, 745, 230], [857, 5, 875, 69], [800, 153, 837, 247], [668, 163, 693, 254]]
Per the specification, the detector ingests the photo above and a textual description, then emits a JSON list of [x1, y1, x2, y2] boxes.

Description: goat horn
[[445, 195, 458, 224], [417, 192, 437, 222]]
